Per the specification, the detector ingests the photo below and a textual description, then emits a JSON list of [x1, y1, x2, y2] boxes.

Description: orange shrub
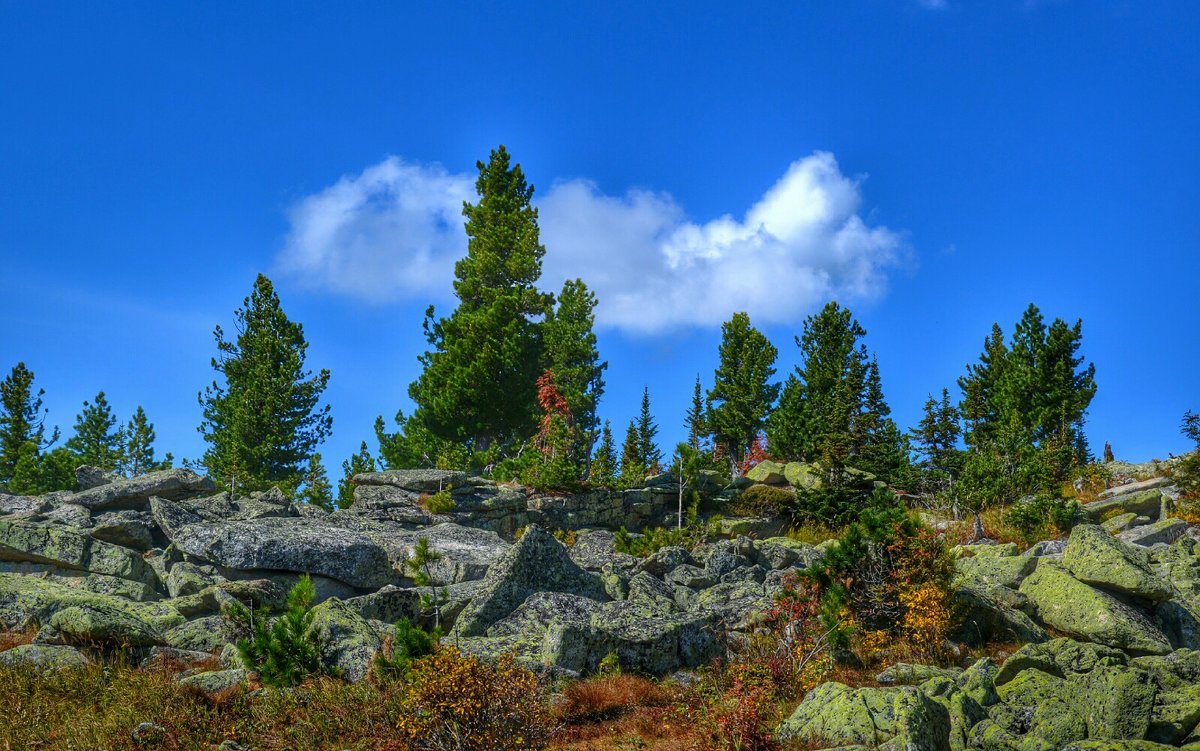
[[557, 674, 674, 723], [397, 647, 556, 751]]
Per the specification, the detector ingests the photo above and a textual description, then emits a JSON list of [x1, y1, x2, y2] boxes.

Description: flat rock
[[172, 517, 396, 590], [1119, 518, 1189, 547], [0, 519, 160, 588], [1062, 524, 1173, 601], [351, 469, 467, 493], [0, 643, 88, 670], [64, 469, 214, 511]]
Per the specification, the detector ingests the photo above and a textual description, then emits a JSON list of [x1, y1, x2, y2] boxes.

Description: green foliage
[[225, 574, 324, 687], [198, 274, 332, 494], [298, 454, 334, 511], [910, 388, 963, 496], [731, 484, 794, 517], [64, 391, 122, 471], [407, 537, 450, 631], [371, 617, 440, 683], [1177, 410, 1200, 505], [589, 419, 618, 487], [1003, 494, 1083, 543], [637, 386, 663, 473], [789, 485, 870, 528], [8, 442, 76, 494], [338, 440, 377, 508], [119, 405, 169, 477], [0, 362, 59, 486], [686, 374, 708, 452], [613, 515, 721, 558], [407, 146, 553, 456], [804, 492, 954, 647], [619, 418, 644, 488], [706, 312, 780, 475], [423, 489, 456, 514], [544, 278, 607, 455], [521, 369, 585, 490], [958, 304, 1097, 479], [374, 410, 469, 471]]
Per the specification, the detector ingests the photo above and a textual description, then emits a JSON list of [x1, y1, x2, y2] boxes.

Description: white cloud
[[278, 152, 907, 333]]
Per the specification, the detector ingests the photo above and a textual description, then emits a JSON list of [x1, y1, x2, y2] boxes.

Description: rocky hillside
[[2, 465, 1200, 749]]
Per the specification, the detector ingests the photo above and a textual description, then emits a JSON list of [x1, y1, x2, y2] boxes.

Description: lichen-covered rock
[[149, 496, 204, 541], [568, 529, 638, 572], [1062, 525, 1173, 601], [0, 520, 160, 588], [1104, 513, 1141, 534], [344, 585, 421, 624], [635, 546, 694, 577], [64, 469, 214, 511], [995, 638, 1129, 685], [0, 574, 183, 641], [455, 526, 606, 636], [956, 552, 1038, 590], [1072, 664, 1157, 740], [589, 600, 721, 676], [89, 510, 157, 550], [954, 583, 1049, 646], [1119, 518, 1189, 547], [163, 615, 228, 652], [776, 682, 951, 751], [352, 469, 467, 493], [172, 517, 396, 590], [178, 668, 246, 693], [877, 662, 962, 685], [626, 570, 677, 611], [784, 461, 821, 490], [1085, 487, 1165, 521], [307, 597, 382, 682], [1019, 562, 1171, 654], [745, 460, 787, 485], [0, 643, 88, 670], [1061, 742, 1179, 751], [383, 523, 510, 585], [166, 561, 216, 598]]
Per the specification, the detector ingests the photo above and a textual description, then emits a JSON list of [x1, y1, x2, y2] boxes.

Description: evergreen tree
[[854, 359, 910, 482], [1177, 410, 1200, 503], [590, 419, 618, 487], [958, 323, 1009, 449], [766, 301, 868, 468], [407, 146, 553, 456], [339, 441, 378, 508], [198, 274, 332, 494], [0, 363, 59, 485], [619, 419, 643, 487], [299, 454, 334, 511], [637, 386, 663, 473], [66, 391, 123, 471], [685, 375, 707, 451], [120, 405, 167, 477], [706, 312, 780, 475], [544, 278, 606, 457], [9, 442, 75, 495], [911, 389, 963, 478]]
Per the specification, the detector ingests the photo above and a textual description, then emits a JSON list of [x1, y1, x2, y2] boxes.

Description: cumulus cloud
[[278, 152, 907, 333]]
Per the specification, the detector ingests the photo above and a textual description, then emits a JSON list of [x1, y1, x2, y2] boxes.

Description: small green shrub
[[372, 617, 440, 683], [614, 516, 723, 557], [224, 574, 325, 687], [1003, 494, 1082, 543], [731, 484, 794, 517], [788, 485, 873, 528], [422, 489, 456, 514]]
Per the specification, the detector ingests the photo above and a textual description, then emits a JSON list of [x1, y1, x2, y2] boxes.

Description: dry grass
[[556, 674, 678, 723], [0, 627, 36, 652]]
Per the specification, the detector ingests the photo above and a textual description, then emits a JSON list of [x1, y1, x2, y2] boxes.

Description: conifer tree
[[120, 405, 168, 477], [407, 146, 553, 456], [685, 375, 707, 451], [198, 274, 332, 494], [854, 359, 910, 482], [958, 323, 1009, 449], [911, 389, 962, 478], [619, 419, 643, 487], [544, 278, 606, 457], [590, 420, 618, 487], [0, 363, 59, 485], [766, 301, 868, 466], [66, 391, 123, 471], [296, 454, 333, 510], [706, 312, 780, 475], [339, 441, 377, 508], [637, 386, 663, 473]]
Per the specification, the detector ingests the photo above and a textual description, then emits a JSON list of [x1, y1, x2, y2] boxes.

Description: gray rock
[[163, 615, 228, 653], [344, 585, 421, 624], [89, 510, 157, 550], [0, 643, 88, 670], [1062, 524, 1173, 601], [308, 597, 382, 682], [384, 523, 510, 585], [635, 546, 694, 577], [75, 465, 119, 490], [352, 469, 467, 493], [568, 529, 638, 572], [178, 669, 247, 693], [455, 526, 607, 636], [149, 496, 204, 541], [1119, 518, 1189, 547], [0, 493, 48, 516], [0, 519, 160, 588], [64, 469, 214, 511], [172, 517, 396, 590]]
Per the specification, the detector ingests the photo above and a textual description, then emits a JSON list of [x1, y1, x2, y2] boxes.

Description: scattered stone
[[64, 469, 214, 511], [1062, 524, 1173, 601], [0, 643, 88, 671], [1119, 518, 1189, 547]]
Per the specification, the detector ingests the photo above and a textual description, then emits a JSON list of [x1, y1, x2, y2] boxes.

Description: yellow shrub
[[397, 647, 555, 751], [899, 582, 953, 661]]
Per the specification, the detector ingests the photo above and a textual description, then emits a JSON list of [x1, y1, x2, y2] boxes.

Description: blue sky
[[1, 1, 1197, 475]]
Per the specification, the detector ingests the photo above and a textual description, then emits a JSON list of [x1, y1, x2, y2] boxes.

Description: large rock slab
[[1119, 518, 1189, 547], [1063, 524, 1173, 601], [63, 469, 214, 511], [0, 644, 88, 671], [172, 517, 396, 590], [0, 519, 160, 588], [383, 523, 510, 585], [1019, 562, 1171, 654], [308, 597, 382, 682], [776, 682, 951, 750], [454, 526, 607, 637], [352, 469, 467, 493]]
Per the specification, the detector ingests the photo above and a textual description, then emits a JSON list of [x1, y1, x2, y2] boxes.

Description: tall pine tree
[[590, 419, 618, 487], [637, 386, 663, 474], [685, 375, 707, 451], [408, 146, 553, 456], [706, 312, 779, 475], [198, 274, 332, 494], [0, 363, 59, 485], [120, 405, 169, 477], [298, 454, 334, 511], [339, 441, 377, 508], [66, 391, 123, 470], [619, 419, 643, 487], [544, 278, 607, 458]]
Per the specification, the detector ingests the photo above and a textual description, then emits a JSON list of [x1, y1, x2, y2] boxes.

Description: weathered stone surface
[[745, 460, 787, 485], [455, 526, 607, 636], [784, 461, 821, 490], [0, 519, 160, 587], [589, 600, 721, 676], [776, 682, 951, 750], [149, 496, 204, 541], [64, 469, 214, 511], [1019, 563, 1171, 654], [1099, 476, 1174, 500], [954, 583, 1049, 646], [877, 662, 963, 685], [1119, 518, 1188, 547], [568, 529, 638, 572], [956, 552, 1038, 590], [75, 465, 119, 490], [0, 643, 88, 670], [307, 597, 382, 682], [89, 510, 157, 550], [0, 494, 47, 516], [172, 517, 396, 589], [1104, 512, 1141, 534], [1063, 524, 1173, 601], [383, 523, 510, 585], [352, 470, 467, 493], [163, 615, 228, 652], [1072, 664, 1157, 740], [344, 585, 421, 624], [178, 669, 246, 693]]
